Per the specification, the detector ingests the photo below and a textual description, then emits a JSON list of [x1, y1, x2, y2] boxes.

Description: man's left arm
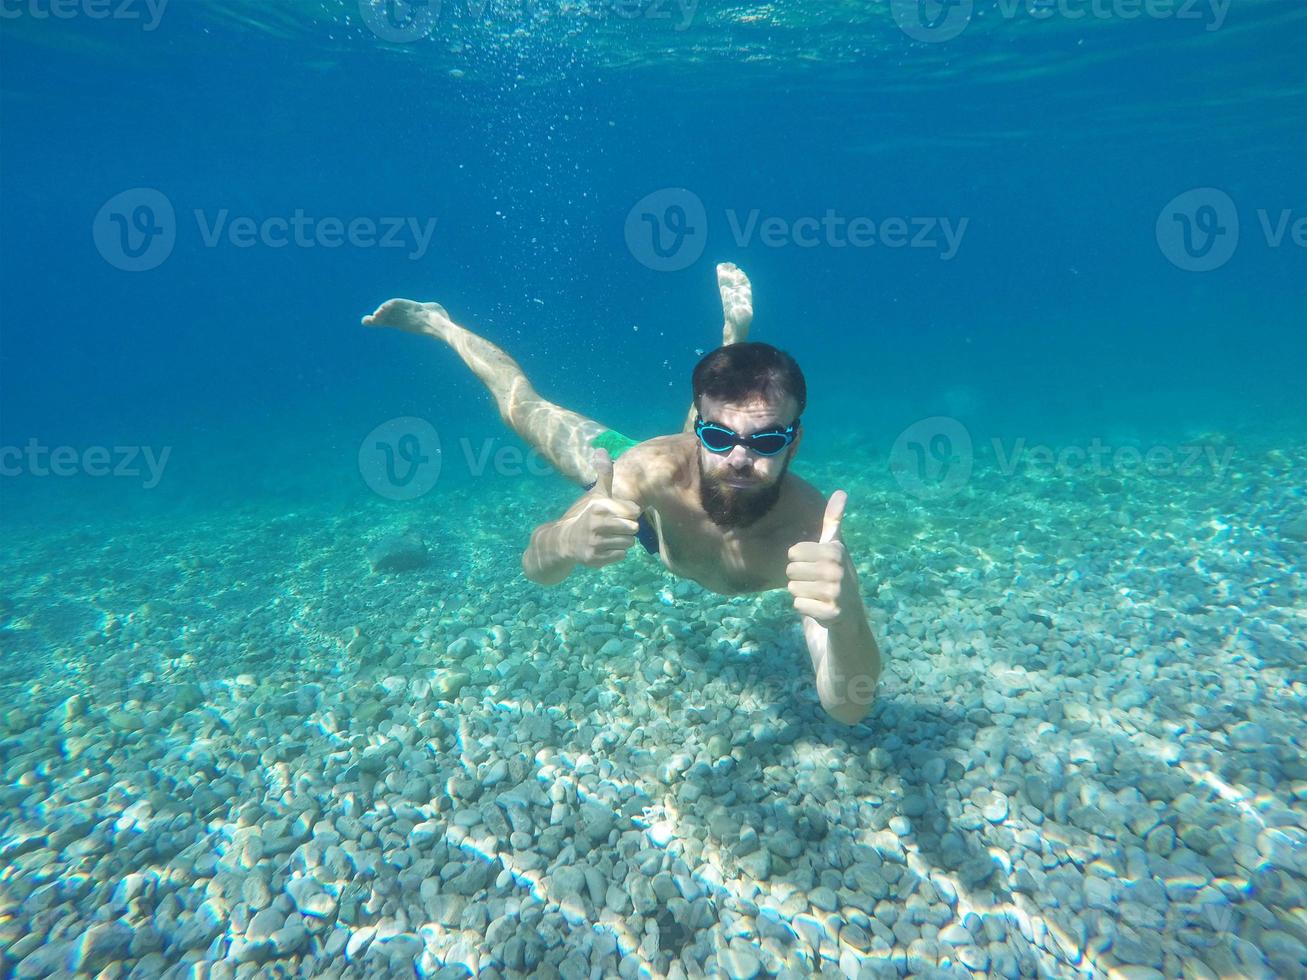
[[787, 490, 883, 725]]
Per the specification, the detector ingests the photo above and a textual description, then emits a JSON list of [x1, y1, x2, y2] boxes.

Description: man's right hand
[[564, 449, 643, 568]]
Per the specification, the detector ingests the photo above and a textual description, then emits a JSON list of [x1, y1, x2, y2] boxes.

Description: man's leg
[[681, 262, 754, 433], [363, 299, 607, 486]]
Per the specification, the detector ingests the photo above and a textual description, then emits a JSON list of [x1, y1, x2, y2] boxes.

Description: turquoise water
[[2, 1, 1305, 977]]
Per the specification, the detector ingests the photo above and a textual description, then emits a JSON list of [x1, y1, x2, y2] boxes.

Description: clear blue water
[[2, 0, 1303, 517], [1, 2, 1305, 978]]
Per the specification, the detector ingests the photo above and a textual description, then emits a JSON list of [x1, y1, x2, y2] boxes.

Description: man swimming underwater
[[362, 263, 881, 724]]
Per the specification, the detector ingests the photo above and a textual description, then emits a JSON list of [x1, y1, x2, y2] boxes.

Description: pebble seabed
[[1, 437, 1305, 979]]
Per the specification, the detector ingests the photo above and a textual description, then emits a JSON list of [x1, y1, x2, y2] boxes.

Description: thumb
[[820, 489, 847, 543], [592, 449, 613, 498]]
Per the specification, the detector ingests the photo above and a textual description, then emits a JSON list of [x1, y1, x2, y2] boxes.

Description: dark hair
[[692, 342, 806, 419]]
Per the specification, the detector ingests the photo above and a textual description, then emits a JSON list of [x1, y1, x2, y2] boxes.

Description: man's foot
[[717, 262, 753, 345], [362, 298, 454, 338]]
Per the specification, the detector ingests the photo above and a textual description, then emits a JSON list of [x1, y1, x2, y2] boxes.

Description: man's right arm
[[522, 496, 587, 586], [521, 449, 643, 587]]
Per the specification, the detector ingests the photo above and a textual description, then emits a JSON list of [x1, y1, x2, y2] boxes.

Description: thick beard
[[698, 453, 789, 529]]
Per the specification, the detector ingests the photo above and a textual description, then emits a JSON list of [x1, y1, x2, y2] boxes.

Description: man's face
[[695, 393, 801, 529]]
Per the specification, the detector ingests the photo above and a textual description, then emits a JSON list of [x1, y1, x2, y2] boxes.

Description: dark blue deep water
[[2, 0, 1303, 515], [1, 3, 1305, 979]]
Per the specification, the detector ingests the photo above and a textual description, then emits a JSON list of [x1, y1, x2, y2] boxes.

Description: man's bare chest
[[646, 505, 790, 595]]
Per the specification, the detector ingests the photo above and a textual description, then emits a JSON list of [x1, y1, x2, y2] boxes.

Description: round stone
[[983, 796, 1009, 823], [720, 943, 761, 979]]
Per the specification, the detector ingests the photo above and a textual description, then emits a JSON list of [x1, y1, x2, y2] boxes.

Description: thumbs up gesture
[[564, 449, 643, 569], [786, 490, 856, 626]]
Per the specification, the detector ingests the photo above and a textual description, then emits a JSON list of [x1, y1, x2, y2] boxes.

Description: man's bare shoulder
[[621, 434, 693, 475], [610, 434, 693, 501], [782, 471, 830, 539]]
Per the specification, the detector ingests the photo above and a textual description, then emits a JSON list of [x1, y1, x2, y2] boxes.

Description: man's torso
[[616, 434, 825, 596]]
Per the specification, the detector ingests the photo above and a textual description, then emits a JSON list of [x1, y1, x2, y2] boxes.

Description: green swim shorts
[[589, 428, 640, 461], [585, 428, 659, 555]]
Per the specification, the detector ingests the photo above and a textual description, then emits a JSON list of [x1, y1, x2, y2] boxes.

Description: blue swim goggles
[[694, 415, 800, 456]]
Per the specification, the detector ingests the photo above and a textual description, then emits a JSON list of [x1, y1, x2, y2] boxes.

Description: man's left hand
[[786, 490, 857, 627]]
